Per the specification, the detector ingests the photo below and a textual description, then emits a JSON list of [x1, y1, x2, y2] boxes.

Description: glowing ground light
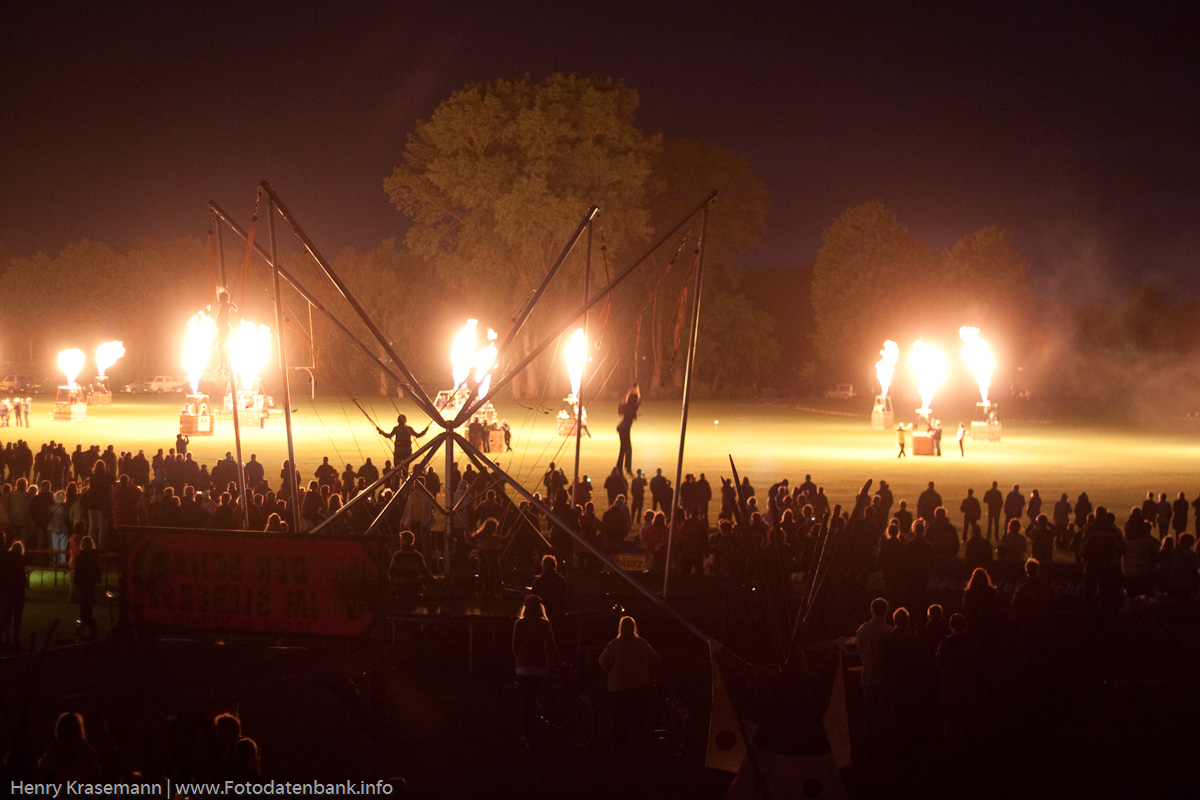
[[959, 326, 995, 404], [565, 328, 587, 397], [909, 339, 947, 411], [95, 341, 125, 376], [58, 348, 85, 386], [876, 340, 899, 398], [184, 311, 217, 393], [230, 322, 272, 392]]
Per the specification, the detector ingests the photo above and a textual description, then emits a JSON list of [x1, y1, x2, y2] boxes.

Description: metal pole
[[451, 206, 598, 428], [229, 371, 250, 530], [216, 222, 227, 289], [460, 190, 718, 422], [452, 432, 712, 646], [572, 220, 591, 508], [445, 419, 454, 577], [269, 204, 302, 532], [310, 433, 445, 534], [664, 205, 710, 598], [208, 203, 414, 408], [258, 182, 438, 417]]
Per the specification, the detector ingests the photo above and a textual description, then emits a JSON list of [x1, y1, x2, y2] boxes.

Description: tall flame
[[959, 326, 994, 404], [565, 328, 587, 398], [451, 319, 478, 389], [58, 348, 85, 386], [95, 341, 125, 376], [184, 312, 217, 393], [909, 339, 947, 410], [230, 321, 272, 393], [474, 326, 498, 398], [875, 340, 899, 398]]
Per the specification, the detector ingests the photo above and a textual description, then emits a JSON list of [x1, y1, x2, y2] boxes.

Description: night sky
[[2, 2, 1197, 297]]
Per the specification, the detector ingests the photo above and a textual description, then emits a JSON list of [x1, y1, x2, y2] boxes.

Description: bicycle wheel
[[654, 697, 688, 758], [549, 690, 596, 748]]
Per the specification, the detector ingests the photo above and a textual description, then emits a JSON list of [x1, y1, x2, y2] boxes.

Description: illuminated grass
[[21, 394, 1200, 518]]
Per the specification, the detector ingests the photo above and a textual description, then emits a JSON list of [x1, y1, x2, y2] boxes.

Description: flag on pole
[[707, 640, 755, 773]]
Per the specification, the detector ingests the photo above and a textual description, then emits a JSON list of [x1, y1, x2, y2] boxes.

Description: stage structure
[[209, 182, 718, 617], [208, 183, 856, 796]]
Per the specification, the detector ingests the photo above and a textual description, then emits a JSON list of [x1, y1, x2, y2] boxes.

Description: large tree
[[693, 284, 780, 393], [1, 237, 206, 376], [383, 74, 658, 397], [811, 202, 1032, 388], [628, 138, 770, 393], [811, 201, 930, 375], [318, 240, 443, 395]]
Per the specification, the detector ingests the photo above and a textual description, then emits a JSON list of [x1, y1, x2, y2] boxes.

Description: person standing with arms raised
[[377, 414, 429, 478]]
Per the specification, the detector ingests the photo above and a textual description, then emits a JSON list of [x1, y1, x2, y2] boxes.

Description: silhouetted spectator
[[531, 555, 568, 619], [999, 518, 1027, 561], [983, 481, 1003, 541], [37, 712, 102, 781], [855, 597, 893, 756], [512, 595, 560, 745], [961, 568, 1001, 641], [1164, 533, 1198, 603], [963, 523, 994, 575], [73, 535, 101, 639], [1123, 509, 1158, 607], [1011, 558, 1053, 641], [935, 613, 978, 754], [599, 615, 661, 750], [1172, 492, 1189, 536], [960, 488, 981, 534], [926, 507, 960, 558], [1028, 514, 1056, 565], [916, 482, 942, 524], [1003, 484, 1025, 528], [1079, 508, 1125, 618], [0, 541, 26, 648]]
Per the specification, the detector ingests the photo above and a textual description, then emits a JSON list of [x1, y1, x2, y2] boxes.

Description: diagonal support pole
[[309, 433, 446, 535], [450, 432, 712, 645], [664, 204, 710, 598], [451, 206, 598, 428], [259, 181, 440, 420], [207, 203, 423, 417], [460, 190, 718, 422]]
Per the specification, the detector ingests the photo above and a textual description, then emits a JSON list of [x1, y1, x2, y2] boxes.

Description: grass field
[[16, 392, 1200, 520]]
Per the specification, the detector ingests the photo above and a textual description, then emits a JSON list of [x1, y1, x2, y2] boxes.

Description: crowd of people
[[10, 706, 276, 787], [3, 429, 1200, 622], [5, 414, 1200, 782]]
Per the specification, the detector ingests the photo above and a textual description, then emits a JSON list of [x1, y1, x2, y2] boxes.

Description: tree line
[[0, 74, 1189, 411]]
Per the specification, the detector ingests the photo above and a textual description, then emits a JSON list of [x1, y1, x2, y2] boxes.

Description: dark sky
[[2, 1, 1197, 296]]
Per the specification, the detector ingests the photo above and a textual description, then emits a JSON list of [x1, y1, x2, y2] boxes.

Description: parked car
[[823, 383, 856, 400], [0, 374, 41, 393], [144, 376, 188, 393]]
